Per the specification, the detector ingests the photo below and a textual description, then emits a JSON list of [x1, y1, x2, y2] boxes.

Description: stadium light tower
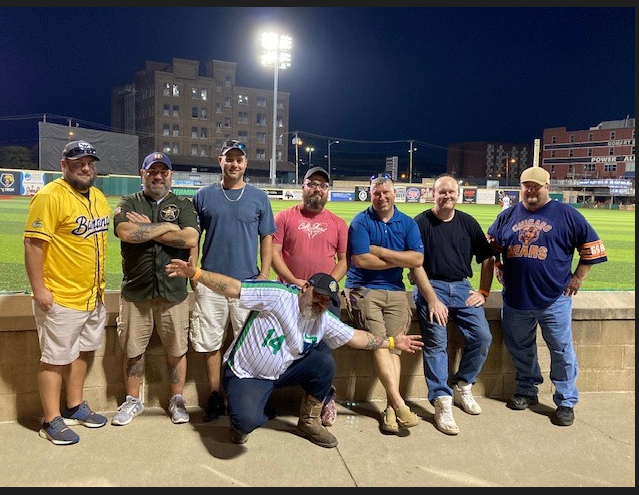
[[261, 32, 292, 185]]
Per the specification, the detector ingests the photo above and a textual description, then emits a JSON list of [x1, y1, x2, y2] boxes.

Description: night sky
[[0, 7, 634, 173]]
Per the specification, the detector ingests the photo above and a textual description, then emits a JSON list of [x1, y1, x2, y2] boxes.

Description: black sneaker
[[553, 406, 575, 426], [203, 392, 225, 422], [507, 394, 539, 410]]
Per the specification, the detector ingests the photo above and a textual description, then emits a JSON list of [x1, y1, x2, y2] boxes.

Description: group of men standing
[[23, 139, 607, 447]]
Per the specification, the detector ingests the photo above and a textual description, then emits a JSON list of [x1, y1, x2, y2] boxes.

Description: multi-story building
[[542, 118, 635, 181], [446, 141, 533, 186], [111, 58, 293, 182]]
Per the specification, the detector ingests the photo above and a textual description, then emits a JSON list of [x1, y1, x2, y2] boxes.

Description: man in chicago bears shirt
[[487, 167, 607, 427]]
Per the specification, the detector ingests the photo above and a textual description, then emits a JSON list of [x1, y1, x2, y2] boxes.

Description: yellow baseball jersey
[[24, 178, 111, 311]]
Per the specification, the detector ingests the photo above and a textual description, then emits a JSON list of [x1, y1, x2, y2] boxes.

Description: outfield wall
[[0, 290, 633, 423]]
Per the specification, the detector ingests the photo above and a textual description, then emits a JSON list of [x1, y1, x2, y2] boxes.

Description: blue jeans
[[223, 341, 335, 435], [413, 279, 492, 404], [501, 295, 578, 408]]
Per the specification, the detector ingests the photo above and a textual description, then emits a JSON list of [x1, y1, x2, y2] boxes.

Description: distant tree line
[[0, 146, 39, 170]]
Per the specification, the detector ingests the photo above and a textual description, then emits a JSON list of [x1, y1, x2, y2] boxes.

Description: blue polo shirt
[[346, 206, 424, 291]]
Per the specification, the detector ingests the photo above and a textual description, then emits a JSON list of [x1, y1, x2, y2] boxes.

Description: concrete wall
[[0, 291, 634, 423]]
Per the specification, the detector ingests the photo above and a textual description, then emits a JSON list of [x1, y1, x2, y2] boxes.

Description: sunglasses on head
[[222, 140, 247, 150], [370, 172, 393, 183], [64, 146, 98, 159]]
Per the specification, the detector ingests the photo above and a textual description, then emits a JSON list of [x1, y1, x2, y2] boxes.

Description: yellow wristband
[[388, 336, 395, 350], [191, 267, 202, 280], [478, 289, 490, 298]]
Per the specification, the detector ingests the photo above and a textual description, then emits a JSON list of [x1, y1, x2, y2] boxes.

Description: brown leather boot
[[296, 393, 338, 448]]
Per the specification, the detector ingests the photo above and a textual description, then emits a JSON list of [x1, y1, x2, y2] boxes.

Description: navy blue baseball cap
[[142, 152, 172, 170]]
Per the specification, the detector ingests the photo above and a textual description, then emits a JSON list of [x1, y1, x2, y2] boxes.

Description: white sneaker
[[111, 395, 144, 426], [454, 381, 482, 415], [434, 396, 459, 435], [169, 394, 190, 424]]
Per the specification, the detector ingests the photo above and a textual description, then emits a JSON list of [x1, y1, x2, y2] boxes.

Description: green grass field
[[1, 196, 634, 293]]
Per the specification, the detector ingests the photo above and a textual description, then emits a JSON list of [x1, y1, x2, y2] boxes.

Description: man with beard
[[24, 140, 111, 445], [111, 152, 200, 427], [272, 166, 348, 426], [273, 167, 348, 316], [165, 259, 424, 448]]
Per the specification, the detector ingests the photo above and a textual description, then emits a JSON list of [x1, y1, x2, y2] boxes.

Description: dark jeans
[[223, 341, 335, 435]]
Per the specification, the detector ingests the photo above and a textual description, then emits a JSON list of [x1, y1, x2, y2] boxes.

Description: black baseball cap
[[308, 273, 340, 306], [62, 141, 100, 161], [304, 166, 330, 182]]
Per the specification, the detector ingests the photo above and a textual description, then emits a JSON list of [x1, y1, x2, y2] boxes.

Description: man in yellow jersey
[[24, 140, 111, 445]]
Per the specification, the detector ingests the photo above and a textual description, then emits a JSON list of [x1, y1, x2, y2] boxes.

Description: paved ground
[[0, 392, 634, 487]]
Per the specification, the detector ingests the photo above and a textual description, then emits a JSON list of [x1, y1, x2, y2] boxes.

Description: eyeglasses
[[64, 146, 98, 159], [370, 172, 393, 183], [304, 181, 329, 191], [222, 140, 247, 151], [145, 169, 170, 177]]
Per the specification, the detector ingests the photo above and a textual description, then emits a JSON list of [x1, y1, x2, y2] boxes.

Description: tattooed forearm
[[200, 272, 229, 294], [130, 224, 155, 242], [164, 238, 187, 248], [363, 335, 386, 351]]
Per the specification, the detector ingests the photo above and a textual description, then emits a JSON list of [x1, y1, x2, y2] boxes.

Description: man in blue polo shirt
[[344, 173, 424, 435]]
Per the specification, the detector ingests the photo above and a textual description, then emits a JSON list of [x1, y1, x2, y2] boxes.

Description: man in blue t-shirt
[[190, 140, 276, 422]]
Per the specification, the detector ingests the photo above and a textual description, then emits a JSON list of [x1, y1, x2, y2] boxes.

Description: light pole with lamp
[[306, 146, 314, 168], [408, 140, 417, 183], [261, 32, 292, 186], [505, 157, 516, 187], [327, 140, 339, 179]]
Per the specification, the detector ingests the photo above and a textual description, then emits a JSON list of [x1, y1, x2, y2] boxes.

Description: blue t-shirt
[[487, 199, 607, 310], [346, 206, 424, 291], [193, 183, 276, 280]]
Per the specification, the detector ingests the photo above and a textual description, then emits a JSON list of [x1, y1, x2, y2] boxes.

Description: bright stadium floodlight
[[261, 32, 292, 186]]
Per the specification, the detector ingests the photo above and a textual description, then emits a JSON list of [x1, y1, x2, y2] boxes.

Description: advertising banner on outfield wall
[[0, 171, 19, 195], [355, 186, 370, 202], [461, 187, 477, 204], [405, 187, 421, 203], [330, 191, 354, 202], [21, 171, 46, 196]]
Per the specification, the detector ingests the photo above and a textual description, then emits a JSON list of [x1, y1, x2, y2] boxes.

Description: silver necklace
[[221, 182, 246, 202]]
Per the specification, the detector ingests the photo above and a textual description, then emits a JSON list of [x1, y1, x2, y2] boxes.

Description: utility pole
[[409, 140, 415, 183], [293, 131, 302, 184]]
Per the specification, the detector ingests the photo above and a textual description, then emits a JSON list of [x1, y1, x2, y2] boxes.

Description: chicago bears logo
[[518, 224, 540, 246]]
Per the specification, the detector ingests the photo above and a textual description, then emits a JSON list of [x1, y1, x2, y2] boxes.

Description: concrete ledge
[[0, 290, 634, 422]]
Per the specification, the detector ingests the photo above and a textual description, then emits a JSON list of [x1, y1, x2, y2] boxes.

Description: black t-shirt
[[413, 209, 493, 281]]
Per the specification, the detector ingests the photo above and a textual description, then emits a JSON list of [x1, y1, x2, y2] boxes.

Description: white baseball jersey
[[223, 280, 354, 380]]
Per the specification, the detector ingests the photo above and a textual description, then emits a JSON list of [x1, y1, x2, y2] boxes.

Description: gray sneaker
[[169, 394, 190, 424], [111, 395, 144, 426]]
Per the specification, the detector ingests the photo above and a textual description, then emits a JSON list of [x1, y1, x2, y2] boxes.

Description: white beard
[[301, 305, 320, 322]]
